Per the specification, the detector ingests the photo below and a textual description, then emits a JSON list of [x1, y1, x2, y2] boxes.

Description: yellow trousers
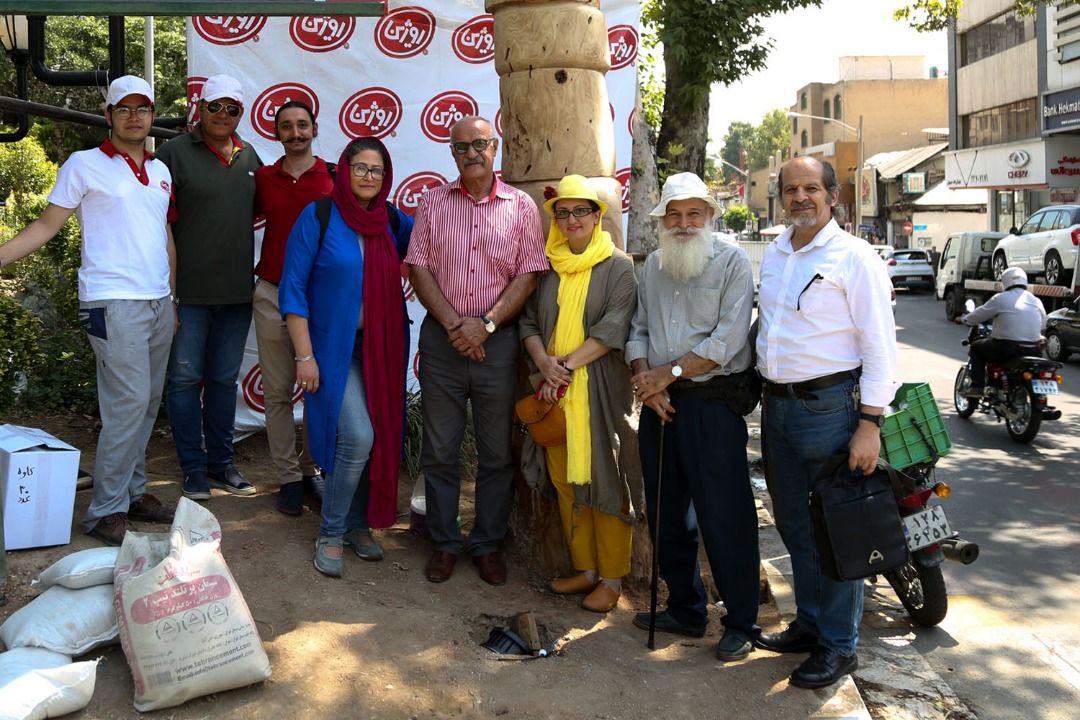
[[545, 444, 632, 579]]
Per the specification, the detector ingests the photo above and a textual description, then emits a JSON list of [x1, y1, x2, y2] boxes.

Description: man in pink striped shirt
[[407, 116, 547, 586]]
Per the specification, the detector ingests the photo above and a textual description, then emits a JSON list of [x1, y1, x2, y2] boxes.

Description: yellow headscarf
[[546, 190, 614, 485]]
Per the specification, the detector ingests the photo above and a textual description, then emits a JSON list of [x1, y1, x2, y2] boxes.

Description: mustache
[[791, 202, 815, 210]]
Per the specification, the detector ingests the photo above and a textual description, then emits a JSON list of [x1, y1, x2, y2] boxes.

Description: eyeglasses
[[554, 206, 596, 220], [204, 101, 242, 117], [450, 138, 496, 155], [349, 163, 385, 179], [112, 105, 152, 119]]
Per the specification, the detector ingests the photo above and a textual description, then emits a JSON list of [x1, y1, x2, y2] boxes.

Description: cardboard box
[[0, 424, 80, 550]]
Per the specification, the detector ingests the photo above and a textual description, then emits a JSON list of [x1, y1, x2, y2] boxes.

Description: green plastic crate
[[879, 382, 952, 469]]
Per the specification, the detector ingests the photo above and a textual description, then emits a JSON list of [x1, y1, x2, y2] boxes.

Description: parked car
[[1045, 295, 1080, 362], [872, 244, 894, 261], [882, 247, 935, 291], [991, 204, 1080, 287]]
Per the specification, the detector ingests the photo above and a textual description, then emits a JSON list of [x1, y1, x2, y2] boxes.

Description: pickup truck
[[936, 231, 1078, 320]]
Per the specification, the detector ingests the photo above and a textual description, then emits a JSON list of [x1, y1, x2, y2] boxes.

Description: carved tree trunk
[[626, 86, 659, 258], [489, 0, 652, 584]]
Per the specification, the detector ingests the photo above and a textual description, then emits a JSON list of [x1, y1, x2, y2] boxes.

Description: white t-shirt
[[47, 145, 172, 302]]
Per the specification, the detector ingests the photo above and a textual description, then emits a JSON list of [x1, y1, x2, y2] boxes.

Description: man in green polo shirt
[[157, 74, 262, 501]]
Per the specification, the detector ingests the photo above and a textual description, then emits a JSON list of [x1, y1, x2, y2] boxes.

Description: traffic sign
[[902, 220, 914, 235]]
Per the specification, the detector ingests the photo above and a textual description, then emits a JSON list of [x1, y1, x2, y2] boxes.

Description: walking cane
[[647, 420, 665, 650]]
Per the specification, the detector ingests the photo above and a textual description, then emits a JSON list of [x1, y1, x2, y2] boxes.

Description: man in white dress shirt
[[753, 156, 897, 689]]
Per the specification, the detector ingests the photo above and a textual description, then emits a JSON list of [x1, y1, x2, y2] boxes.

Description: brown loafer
[[549, 573, 600, 595], [128, 493, 175, 524], [425, 550, 457, 583], [87, 512, 132, 546], [472, 551, 507, 586], [581, 584, 620, 613]]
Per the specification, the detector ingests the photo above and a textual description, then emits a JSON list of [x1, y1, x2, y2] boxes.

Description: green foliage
[[723, 204, 753, 231], [24, 329, 97, 413], [0, 138, 57, 204], [403, 389, 479, 482], [720, 121, 754, 183], [894, 0, 1061, 32], [749, 109, 790, 171], [0, 294, 42, 413], [638, 4, 665, 138]]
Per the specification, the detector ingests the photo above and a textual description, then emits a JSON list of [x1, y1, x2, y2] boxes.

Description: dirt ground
[[1, 411, 855, 720]]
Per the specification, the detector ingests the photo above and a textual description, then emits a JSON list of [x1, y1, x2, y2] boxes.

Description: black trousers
[[969, 338, 1030, 386]]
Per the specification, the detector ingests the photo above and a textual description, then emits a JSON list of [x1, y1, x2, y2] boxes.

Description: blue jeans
[[167, 303, 252, 475], [639, 396, 761, 634], [320, 339, 375, 537], [762, 378, 863, 653]]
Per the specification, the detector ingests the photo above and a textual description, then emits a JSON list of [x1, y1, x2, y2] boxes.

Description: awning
[[912, 180, 988, 207], [875, 142, 948, 180]]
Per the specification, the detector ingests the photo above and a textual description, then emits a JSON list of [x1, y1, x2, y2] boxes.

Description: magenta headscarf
[[331, 137, 405, 529]]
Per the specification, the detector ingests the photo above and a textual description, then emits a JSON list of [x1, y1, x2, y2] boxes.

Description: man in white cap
[[754, 155, 896, 689], [961, 265, 1046, 395], [156, 74, 262, 501], [625, 171, 762, 661], [0, 75, 177, 545]]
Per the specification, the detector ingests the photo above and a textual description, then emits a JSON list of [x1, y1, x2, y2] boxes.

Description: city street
[[886, 291, 1080, 720]]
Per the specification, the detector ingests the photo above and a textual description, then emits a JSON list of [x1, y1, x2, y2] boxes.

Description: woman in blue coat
[[279, 136, 412, 578]]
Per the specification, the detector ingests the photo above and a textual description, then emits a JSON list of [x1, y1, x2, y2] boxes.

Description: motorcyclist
[[962, 266, 1046, 396]]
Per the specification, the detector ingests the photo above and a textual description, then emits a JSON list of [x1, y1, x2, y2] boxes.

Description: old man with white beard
[[625, 172, 762, 662]]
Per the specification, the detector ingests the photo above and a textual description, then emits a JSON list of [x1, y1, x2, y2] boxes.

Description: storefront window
[[961, 99, 1037, 149]]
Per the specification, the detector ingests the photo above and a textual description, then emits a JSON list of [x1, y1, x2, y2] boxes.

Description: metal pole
[[855, 114, 864, 237], [647, 420, 665, 650], [144, 16, 155, 152]]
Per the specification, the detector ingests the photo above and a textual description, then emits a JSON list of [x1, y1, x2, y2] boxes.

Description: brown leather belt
[[763, 369, 859, 400]]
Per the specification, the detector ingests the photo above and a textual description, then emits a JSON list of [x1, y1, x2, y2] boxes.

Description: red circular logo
[[339, 87, 403, 140], [616, 167, 632, 213], [394, 171, 448, 217], [289, 16, 355, 53], [242, 364, 302, 413], [495, 109, 503, 137], [185, 76, 207, 129], [607, 25, 639, 70], [250, 82, 320, 142], [193, 16, 267, 46], [420, 91, 479, 143], [451, 15, 495, 64], [374, 6, 436, 59], [628, 107, 636, 138], [254, 216, 266, 231]]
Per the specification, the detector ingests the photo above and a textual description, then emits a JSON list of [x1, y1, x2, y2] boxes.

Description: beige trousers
[[252, 279, 318, 486]]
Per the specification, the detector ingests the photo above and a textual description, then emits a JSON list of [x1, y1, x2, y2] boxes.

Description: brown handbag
[[515, 388, 567, 447]]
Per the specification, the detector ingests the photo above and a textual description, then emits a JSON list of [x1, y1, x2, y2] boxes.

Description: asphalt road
[[889, 290, 1080, 720]]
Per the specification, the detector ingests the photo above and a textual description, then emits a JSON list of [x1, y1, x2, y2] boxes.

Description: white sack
[[0, 585, 117, 655], [31, 547, 120, 590], [114, 498, 271, 712], [0, 647, 97, 720]]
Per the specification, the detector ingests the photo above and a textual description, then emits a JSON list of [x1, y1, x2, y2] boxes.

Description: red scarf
[[331, 140, 405, 529]]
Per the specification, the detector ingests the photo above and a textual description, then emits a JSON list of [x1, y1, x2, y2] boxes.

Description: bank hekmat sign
[[0, 1, 384, 16]]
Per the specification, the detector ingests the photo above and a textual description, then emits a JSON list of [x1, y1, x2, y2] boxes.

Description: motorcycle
[[953, 300, 1064, 444], [876, 459, 979, 628]]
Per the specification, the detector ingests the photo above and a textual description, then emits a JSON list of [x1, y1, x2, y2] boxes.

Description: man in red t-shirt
[[253, 101, 334, 515]]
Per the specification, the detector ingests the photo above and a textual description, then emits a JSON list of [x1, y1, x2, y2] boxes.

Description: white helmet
[[1001, 266, 1028, 289]]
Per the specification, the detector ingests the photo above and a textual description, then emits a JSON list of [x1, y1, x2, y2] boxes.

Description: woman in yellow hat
[[520, 174, 642, 612]]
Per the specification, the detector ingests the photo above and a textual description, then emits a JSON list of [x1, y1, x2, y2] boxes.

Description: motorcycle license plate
[[1032, 379, 1059, 395], [902, 505, 953, 551]]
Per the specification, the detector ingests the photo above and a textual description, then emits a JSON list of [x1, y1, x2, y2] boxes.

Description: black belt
[[763, 369, 859, 400]]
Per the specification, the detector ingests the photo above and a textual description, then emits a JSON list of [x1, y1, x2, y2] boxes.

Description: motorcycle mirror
[[964, 299, 976, 313], [1008, 226, 1019, 235]]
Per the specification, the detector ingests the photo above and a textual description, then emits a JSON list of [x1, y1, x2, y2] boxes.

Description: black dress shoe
[[754, 622, 819, 654], [789, 647, 858, 689]]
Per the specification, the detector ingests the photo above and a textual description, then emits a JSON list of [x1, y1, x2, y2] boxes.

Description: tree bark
[[656, 41, 709, 178], [627, 86, 659, 258]]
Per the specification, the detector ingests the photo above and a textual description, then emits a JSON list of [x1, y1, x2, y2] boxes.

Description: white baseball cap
[[201, 74, 244, 105], [106, 75, 154, 107], [649, 172, 721, 217]]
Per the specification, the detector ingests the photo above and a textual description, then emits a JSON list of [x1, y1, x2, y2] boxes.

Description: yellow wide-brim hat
[[542, 174, 609, 216]]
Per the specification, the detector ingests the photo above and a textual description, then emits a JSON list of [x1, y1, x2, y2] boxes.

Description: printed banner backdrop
[[183, 3, 640, 435]]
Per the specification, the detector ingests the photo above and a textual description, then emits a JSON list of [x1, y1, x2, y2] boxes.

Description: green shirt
[[156, 124, 262, 305]]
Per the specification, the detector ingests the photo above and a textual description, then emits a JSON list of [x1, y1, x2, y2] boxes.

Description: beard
[[658, 225, 712, 284]]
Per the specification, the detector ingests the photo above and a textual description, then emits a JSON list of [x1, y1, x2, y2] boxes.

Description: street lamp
[[0, 15, 31, 142], [787, 110, 864, 236]]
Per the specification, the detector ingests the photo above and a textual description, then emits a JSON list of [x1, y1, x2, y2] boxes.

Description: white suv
[[992, 204, 1080, 287]]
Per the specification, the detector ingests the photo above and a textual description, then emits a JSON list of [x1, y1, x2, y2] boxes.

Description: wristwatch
[[482, 315, 496, 334], [670, 360, 684, 378], [859, 411, 885, 428]]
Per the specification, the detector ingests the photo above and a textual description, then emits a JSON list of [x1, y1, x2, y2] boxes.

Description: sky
[[704, 0, 949, 154]]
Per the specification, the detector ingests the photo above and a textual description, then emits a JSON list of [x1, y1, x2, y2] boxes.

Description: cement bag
[[31, 547, 120, 590], [114, 498, 271, 712], [0, 585, 117, 655], [0, 647, 97, 720]]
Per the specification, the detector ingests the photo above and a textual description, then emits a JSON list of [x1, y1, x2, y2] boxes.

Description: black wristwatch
[[859, 411, 885, 428]]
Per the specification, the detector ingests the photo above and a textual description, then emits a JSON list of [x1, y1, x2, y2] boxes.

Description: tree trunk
[[627, 86, 659, 258], [656, 41, 709, 178]]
